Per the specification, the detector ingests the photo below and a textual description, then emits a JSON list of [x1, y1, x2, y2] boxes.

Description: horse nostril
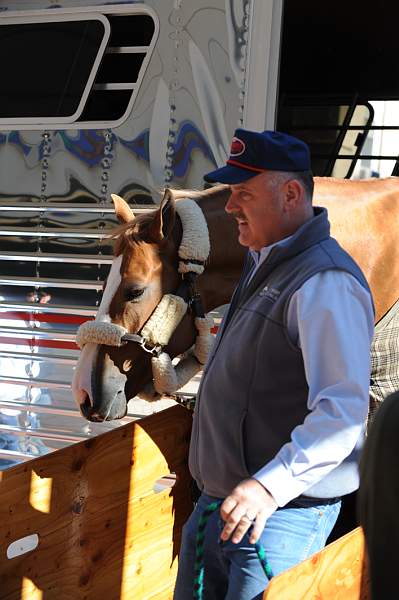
[[82, 392, 92, 409], [79, 392, 93, 418]]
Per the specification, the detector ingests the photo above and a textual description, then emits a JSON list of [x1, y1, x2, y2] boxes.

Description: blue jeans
[[174, 492, 341, 600]]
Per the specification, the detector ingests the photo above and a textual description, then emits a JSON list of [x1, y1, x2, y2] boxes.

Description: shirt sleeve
[[253, 269, 375, 507]]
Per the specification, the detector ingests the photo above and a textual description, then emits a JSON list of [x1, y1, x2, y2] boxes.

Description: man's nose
[[225, 190, 238, 213]]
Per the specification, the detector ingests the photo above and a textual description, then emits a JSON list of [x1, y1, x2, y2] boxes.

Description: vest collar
[[243, 207, 330, 299], [264, 207, 329, 266]]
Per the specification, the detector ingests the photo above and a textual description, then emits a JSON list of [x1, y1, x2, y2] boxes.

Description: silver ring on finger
[[241, 513, 256, 525]]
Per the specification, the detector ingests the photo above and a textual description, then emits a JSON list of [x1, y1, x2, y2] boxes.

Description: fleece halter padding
[[175, 200, 210, 274], [140, 293, 188, 346], [151, 314, 214, 395], [76, 294, 188, 350], [76, 320, 128, 348], [75, 198, 214, 398]]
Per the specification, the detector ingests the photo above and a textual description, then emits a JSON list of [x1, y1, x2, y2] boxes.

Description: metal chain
[[96, 129, 115, 308], [237, 0, 252, 127], [165, 1, 184, 185]]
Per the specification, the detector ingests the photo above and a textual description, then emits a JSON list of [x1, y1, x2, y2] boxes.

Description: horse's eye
[[124, 288, 145, 302]]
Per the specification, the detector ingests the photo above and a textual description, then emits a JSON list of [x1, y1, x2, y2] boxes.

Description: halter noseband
[[75, 199, 214, 399]]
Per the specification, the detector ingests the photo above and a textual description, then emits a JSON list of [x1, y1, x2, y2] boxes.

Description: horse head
[[72, 186, 238, 422], [73, 190, 194, 420]]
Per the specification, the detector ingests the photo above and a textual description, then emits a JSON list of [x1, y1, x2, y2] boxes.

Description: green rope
[[255, 541, 274, 581], [193, 500, 274, 599]]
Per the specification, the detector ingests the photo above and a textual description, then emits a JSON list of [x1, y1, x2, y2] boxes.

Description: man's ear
[[148, 188, 176, 242], [283, 179, 303, 211], [111, 194, 135, 223]]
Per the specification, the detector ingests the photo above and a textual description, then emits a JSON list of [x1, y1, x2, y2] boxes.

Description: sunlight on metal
[[7, 534, 39, 559], [22, 577, 43, 600], [29, 470, 52, 514]]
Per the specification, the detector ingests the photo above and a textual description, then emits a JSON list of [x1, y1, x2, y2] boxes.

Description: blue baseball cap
[[204, 129, 311, 184]]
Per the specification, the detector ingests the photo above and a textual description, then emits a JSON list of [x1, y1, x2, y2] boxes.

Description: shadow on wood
[[0, 404, 193, 600], [263, 527, 370, 599]]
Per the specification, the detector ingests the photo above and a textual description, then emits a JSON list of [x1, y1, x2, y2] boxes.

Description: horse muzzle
[[82, 348, 128, 421], [79, 386, 128, 422]]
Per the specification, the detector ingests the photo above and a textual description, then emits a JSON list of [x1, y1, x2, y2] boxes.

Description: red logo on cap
[[230, 137, 246, 157]]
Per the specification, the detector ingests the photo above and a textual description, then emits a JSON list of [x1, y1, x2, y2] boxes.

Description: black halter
[[176, 266, 206, 319]]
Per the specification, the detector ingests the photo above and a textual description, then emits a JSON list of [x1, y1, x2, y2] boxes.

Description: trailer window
[[0, 9, 158, 129], [0, 15, 109, 125]]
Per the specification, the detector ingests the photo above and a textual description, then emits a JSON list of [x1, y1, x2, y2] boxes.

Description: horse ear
[[111, 194, 135, 224], [148, 188, 176, 242]]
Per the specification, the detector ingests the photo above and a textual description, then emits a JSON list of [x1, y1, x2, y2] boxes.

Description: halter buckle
[[140, 338, 162, 357]]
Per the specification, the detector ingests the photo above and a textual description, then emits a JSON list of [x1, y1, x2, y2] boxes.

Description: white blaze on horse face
[[72, 256, 123, 407], [72, 342, 98, 407], [96, 254, 123, 321]]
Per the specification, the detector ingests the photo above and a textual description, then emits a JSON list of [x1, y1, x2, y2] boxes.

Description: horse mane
[[112, 211, 157, 256]]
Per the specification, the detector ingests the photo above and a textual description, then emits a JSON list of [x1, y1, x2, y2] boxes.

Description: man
[[174, 129, 374, 599]]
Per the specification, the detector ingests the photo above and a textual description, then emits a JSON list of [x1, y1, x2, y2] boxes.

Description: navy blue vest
[[189, 208, 372, 500]]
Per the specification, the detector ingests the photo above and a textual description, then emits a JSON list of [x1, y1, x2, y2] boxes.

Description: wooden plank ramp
[[0, 404, 193, 600], [263, 526, 370, 599]]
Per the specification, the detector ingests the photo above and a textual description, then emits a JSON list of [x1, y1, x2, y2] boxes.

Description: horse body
[[72, 177, 399, 421], [313, 176, 399, 323]]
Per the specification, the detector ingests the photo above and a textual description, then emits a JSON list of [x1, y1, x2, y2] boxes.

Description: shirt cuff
[[253, 457, 316, 507]]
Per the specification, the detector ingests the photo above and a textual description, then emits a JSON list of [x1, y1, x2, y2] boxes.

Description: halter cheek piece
[[75, 199, 214, 398]]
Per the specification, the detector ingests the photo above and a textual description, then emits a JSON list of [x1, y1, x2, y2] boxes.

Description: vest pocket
[[238, 410, 250, 476]]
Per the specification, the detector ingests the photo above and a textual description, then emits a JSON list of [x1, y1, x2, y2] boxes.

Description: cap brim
[[204, 163, 260, 184]]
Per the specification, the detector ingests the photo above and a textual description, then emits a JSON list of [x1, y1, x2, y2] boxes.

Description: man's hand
[[220, 478, 278, 544]]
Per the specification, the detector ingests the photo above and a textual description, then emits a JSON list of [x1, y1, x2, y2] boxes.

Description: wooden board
[[264, 526, 370, 599], [0, 404, 193, 600]]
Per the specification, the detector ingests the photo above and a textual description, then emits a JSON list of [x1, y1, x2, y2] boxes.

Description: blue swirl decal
[[172, 121, 215, 178], [55, 130, 115, 166], [118, 130, 150, 163], [0, 122, 215, 178], [7, 131, 31, 156]]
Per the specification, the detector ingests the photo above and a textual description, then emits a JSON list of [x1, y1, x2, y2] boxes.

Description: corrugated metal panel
[[0, 0, 248, 469]]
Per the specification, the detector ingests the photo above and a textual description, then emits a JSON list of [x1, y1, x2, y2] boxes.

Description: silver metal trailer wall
[[0, 1, 282, 468]]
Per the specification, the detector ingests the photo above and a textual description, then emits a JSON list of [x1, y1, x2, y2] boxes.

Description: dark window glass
[[107, 14, 155, 47], [95, 52, 146, 84], [0, 20, 106, 118], [79, 89, 133, 121]]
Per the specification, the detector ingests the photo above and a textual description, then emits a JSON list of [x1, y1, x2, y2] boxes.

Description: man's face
[[225, 172, 284, 250]]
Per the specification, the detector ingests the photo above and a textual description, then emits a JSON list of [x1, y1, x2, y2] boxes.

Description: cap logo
[[230, 137, 246, 157]]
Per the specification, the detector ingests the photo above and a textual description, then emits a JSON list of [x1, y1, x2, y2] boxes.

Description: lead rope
[[193, 501, 274, 599]]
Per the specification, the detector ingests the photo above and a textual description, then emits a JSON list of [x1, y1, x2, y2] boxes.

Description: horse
[[72, 177, 399, 422]]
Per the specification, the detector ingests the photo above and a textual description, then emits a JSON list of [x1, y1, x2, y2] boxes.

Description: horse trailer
[[0, 0, 398, 597]]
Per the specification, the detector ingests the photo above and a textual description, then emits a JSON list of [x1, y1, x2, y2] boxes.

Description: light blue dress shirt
[[247, 239, 375, 506]]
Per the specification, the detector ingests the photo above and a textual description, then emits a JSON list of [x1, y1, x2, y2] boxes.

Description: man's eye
[[125, 288, 145, 302]]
